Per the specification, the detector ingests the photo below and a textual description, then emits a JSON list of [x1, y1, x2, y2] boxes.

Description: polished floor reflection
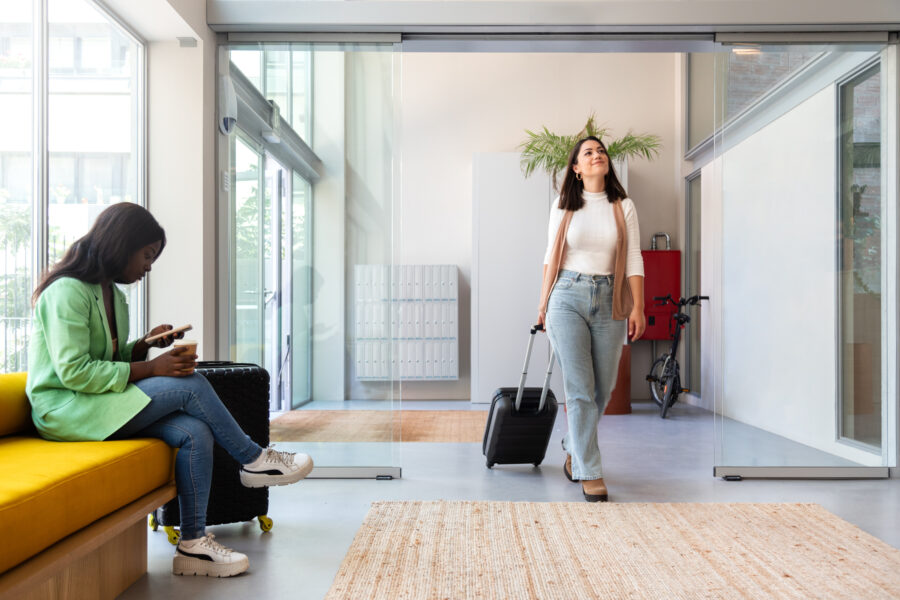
[[121, 401, 900, 600]]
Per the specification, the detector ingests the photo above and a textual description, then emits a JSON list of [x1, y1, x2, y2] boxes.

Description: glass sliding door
[[685, 175, 702, 395], [262, 153, 294, 412], [711, 42, 894, 476], [292, 172, 312, 408], [838, 65, 882, 449], [232, 133, 264, 368], [223, 42, 400, 477]]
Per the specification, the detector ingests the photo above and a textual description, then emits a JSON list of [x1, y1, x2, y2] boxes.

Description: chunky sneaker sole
[[240, 453, 314, 488], [172, 534, 249, 577], [173, 553, 249, 577]]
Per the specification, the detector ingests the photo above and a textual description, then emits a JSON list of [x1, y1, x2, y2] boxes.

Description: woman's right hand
[[149, 346, 197, 377]]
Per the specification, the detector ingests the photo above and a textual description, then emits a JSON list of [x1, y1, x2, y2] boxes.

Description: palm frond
[[519, 116, 661, 187], [519, 126, 577, 182], [606, 132, 662, 161]]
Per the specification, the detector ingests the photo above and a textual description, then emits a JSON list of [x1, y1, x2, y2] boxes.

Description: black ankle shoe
[[581, 478, 608, 502]]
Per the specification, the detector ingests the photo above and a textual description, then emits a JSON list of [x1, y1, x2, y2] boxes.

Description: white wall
[[400, 51, 681, 399], [471, 153, 554, 404], [145, 3, 218, 359], [703, 86, 881, 466]]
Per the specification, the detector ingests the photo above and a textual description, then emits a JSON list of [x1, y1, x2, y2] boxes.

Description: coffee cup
[[174, 339, 198, 356], [173, 340, 198, 374]]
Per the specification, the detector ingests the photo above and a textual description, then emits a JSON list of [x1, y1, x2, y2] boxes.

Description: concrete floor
[[120, 400, 900, 600]]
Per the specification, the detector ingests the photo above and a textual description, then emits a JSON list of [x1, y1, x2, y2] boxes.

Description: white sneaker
[[240, 445, 314, 488], [173, 534, 249, 577]]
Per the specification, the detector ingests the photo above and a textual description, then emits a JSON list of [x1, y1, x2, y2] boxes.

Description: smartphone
[[144, 324, 193, 343]]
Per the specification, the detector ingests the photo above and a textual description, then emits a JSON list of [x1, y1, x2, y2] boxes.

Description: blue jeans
[[107, 374, 263, 539], [546, 270, 626, 481]]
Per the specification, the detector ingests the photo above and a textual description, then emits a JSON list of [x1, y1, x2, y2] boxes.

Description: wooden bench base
[[0, 482, 176, 600]]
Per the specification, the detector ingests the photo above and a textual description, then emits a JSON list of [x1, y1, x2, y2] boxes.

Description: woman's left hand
[[144, 324, 185, 348], [628, 307, 646, 342]]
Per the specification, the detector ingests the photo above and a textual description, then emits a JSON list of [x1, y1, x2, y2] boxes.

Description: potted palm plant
[[519, 114, 662, 190]]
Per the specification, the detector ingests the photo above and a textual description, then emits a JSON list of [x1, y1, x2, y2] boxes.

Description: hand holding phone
[[144, 324, 193, 345]]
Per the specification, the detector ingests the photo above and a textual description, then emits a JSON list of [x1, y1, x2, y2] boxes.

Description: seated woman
[[25, 203, 312, 578]]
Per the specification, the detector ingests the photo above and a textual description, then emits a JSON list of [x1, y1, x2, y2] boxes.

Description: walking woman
[[537, 136, 646, 502], [26, 203, 313, 577]]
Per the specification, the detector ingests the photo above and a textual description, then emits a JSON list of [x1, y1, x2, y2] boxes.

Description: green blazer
[[26, 277, 150, 441]]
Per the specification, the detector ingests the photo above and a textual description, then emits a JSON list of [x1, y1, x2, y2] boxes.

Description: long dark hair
[[32, 203, 166, 305], [558, 136, 628, 211]]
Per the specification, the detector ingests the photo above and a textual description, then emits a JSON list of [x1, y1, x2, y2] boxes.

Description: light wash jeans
[[107, 374, 263, 539], [546, 270, 626, 481]]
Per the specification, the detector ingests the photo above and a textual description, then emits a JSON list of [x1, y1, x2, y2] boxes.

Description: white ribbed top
[[543, 191, 644, 278]]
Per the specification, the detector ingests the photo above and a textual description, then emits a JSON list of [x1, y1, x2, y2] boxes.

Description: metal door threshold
[[715, 466, 889, 479]]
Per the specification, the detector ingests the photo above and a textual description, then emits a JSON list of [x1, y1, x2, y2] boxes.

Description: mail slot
[[641, 247, 681, 341]]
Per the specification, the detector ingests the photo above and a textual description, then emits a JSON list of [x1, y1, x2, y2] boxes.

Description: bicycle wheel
[[661, 367, 680, 419], [648, 355, 670, 407]]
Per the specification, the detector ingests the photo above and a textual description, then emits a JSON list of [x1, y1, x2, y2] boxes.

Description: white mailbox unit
[[354, 264, 459, 380]]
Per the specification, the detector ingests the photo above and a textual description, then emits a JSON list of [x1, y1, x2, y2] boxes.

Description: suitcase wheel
[[486, 461, 494, 469], [148, 513, 158, 532], [258, 515, 274, 532], [164, 525, 181, 546]]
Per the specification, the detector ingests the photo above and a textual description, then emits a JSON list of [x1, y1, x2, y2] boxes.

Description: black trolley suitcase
[[483, 325, 558, 468], [152, 361, 272, 541]]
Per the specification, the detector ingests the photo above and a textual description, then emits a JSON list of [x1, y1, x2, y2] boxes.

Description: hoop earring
[[575, 172, 582, 181]]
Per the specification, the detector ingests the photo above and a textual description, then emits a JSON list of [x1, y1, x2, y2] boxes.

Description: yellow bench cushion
[[0, 436, 174, 574], [0, 373, 29, 436]]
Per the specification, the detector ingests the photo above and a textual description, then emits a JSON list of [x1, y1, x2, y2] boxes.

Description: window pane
[[0, 0, 33, 373], [687, 53, 717, 149], [726, 50, 821, 117], [231, 49, 261, 89], [291, 49, 309, 139], [688, 50, 821, 151], [264, 48, 289, 124], [840, 65, 881, 447], [48, 0, 143, 340]]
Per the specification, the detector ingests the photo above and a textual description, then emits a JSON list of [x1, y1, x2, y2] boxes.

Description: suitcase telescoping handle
[[514, 324, 555, 412]]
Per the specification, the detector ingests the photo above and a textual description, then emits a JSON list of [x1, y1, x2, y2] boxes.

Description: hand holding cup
[[150, 340, 198, 377]]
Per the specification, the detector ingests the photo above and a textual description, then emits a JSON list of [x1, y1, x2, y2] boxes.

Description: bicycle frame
[[647, 294, 708, 418], [665, 316, 686, 360]]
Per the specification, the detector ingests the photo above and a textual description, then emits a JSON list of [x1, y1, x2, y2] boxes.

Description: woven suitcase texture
[[159, 362, 270, 527]]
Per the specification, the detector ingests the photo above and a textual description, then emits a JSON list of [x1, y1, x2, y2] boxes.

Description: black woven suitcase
[[155, 361, 271, 535], [483, 325, 558, 468]]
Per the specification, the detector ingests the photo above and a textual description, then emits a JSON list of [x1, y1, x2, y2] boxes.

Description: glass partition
[[712, 43, 893, 475], [223, 42, 400, 477]]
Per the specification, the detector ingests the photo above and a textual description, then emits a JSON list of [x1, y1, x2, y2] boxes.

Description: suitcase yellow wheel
[[148, 514, 158, 531], [164, 525, 181, 545], [258, 515, 273, 532]]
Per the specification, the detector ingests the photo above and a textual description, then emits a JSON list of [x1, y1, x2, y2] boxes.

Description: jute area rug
[[326, 500, 900, 600], [270, 410, 487, 442]]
